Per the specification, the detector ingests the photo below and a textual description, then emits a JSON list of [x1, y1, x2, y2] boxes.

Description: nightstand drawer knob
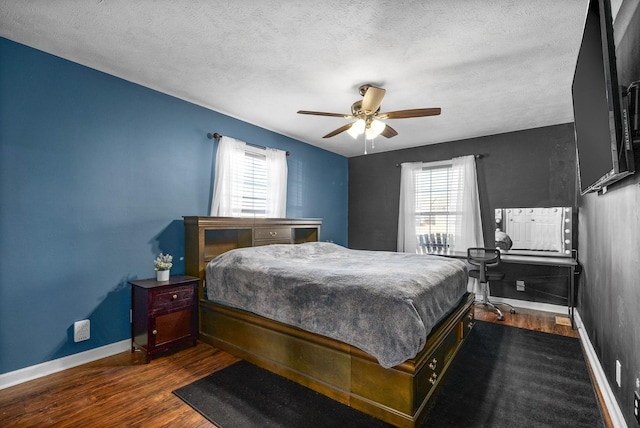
[[152, 329, 157, 335], [269, 231, 278, 236], [172, 294, 178, 300]]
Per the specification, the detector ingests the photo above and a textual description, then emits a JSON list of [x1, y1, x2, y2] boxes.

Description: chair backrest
[[467, 247, 501, 269]]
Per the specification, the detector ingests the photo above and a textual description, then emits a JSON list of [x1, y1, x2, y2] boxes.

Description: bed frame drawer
[[254, 227, 292, 241]]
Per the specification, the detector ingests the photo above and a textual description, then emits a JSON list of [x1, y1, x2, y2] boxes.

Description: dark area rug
[[172, 359, 392, 427], [423, 320, 605, 427], [174, 321, 604, 427]]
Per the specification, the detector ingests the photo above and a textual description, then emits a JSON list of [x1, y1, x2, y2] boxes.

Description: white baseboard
[[0, 339, 130, 390], [573, 311, 627, 428]]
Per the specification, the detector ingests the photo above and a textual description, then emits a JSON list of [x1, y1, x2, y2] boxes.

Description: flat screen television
[[572, 0, 635, 195]]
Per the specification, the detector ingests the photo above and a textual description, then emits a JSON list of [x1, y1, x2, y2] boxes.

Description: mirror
[[494, 207, 574, 257]]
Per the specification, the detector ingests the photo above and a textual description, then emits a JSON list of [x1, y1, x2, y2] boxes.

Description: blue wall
[[0, 38, 348, 375]]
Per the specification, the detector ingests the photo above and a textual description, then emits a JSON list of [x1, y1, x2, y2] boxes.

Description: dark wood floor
[[0, 306, 609, 427], [474, 304, 579, 338]]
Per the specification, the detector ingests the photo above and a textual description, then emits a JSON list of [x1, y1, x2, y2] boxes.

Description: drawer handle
[[429, 373, 438, 385], [428, 358, 437, 370], [152, 329, 157, 335], [172, 294, 178, 300], [269, 231, 278, 237]]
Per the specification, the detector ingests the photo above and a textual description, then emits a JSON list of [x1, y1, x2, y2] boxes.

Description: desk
[[428, 250, 578, 326]]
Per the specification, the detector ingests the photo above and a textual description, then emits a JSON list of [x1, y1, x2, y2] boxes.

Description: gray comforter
[[205, 242, 468, 368]]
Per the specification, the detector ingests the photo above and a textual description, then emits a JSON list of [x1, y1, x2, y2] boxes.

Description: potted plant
[[154, 253, 173, 281]]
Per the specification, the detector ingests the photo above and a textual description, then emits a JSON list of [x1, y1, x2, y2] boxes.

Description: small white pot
[[156, 270, 170, 282]]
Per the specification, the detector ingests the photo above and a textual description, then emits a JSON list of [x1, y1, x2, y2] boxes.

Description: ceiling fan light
[[365, 119, 386, 139], [347, 119, 366, 138]]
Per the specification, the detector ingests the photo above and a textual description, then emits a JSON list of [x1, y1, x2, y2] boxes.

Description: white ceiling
[[1, 0, 591, 157]]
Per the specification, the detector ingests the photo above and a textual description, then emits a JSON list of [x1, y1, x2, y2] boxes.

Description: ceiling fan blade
[[323, 122, 355, 138], [377, 108, 441, 119], [361, 86, 386, 114], [297, 110, 352, 118], [380, 124, 398, 138]]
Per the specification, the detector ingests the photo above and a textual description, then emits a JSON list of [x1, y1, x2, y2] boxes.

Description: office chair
[[467, 247, 516, 321]]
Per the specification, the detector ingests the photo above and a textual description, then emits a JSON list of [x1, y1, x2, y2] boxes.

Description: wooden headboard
[[183, 216, 322, 301]]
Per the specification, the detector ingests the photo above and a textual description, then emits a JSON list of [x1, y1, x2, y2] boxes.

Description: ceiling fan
[[297, 84, 441, 146]]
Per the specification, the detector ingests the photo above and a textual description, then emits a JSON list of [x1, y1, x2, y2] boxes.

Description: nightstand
[[130, 275, 198, 363]]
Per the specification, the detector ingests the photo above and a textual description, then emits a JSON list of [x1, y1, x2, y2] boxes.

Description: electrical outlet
[[634, 391, 639, 425], [516, 280, 525, 292], [615, 360, 621, 387], [74, 320, 90, 342]]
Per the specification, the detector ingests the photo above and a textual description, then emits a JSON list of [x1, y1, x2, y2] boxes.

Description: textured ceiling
[[1, 0, 591, 157]]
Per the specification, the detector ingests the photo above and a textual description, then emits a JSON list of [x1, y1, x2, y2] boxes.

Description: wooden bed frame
[[184, 217, 475, 427]]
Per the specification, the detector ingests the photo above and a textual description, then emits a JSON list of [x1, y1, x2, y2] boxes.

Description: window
[[414, 162, 460, 250], [210, 136, 287, 218], [398, 156, 483, 254]]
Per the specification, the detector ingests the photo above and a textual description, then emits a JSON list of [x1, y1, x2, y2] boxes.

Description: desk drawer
[[150, 284, 195, 312], [254, 227, 291, 241]]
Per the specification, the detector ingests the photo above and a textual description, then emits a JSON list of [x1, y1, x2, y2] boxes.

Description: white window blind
[[414, 164, 460, 250], [240, 150, 268, 217]]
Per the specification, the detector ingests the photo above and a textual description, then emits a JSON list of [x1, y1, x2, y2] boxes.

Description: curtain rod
[[207, 132, 290, 156], [394, 154, 483, 167]]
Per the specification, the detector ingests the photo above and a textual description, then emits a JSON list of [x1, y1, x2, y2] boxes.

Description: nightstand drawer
[[150, 284, 194, 312], [254, 227, 291, 241]]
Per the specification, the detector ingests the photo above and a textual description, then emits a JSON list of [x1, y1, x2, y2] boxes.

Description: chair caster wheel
[[497, 315, 504, 321], [510, 309, 516, 314]]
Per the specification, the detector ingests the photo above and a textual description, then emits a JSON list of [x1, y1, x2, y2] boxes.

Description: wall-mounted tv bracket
[[626, 81, 640, 146]]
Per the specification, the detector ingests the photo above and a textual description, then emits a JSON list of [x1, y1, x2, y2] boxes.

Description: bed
[[204, 249, 474, 426], [205, 242, 468, 368], [184, 217, 474, 427]]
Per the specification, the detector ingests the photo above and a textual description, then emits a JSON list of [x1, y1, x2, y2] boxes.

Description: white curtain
[[210, 136, 287, 218], [451, 155, 485, 294], [210, 136, 246, 217], [451, 155, 484, 252], [397, 155, 484, 293], [397, 162, 422, 253], [265, 147, 288, 218]]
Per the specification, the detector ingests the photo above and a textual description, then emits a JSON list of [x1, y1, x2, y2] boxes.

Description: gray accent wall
[[577, 1, 640, 425], [348, 113, 638, 424], [349, 124, 577, 305]]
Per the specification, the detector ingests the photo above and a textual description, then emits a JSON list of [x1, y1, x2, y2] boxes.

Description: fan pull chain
[[363, 137, 375, 155]]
